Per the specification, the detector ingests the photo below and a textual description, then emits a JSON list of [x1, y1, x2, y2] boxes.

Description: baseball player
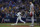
[[15, 11, 25, 24], [30, 1, 34, 26], [11, 11, 25, 25]]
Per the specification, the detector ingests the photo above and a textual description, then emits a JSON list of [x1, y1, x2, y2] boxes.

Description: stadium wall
[[0, 17, 37, 23]]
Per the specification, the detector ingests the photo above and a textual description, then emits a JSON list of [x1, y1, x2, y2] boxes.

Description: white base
[[11, 23, 17, 25]]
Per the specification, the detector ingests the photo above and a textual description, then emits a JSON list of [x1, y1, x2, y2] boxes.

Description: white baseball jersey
[[30, 3, 34, 12], [17, 12, 21, 19]]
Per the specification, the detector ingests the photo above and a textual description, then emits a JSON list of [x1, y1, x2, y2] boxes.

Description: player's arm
[[31, 5, 34, 11], [32, 7, 34, 11], [16, 14, 18, 16]]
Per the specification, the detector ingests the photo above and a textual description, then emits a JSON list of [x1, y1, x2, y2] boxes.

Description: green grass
[[0, 23, 40, 27], [35, 25, 40, 27]]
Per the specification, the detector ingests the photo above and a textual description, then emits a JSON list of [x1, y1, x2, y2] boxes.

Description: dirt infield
[[11, 25, 30, 27], [0, 25, 30, 27]]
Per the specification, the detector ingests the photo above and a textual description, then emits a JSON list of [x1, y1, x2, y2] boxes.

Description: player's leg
[[30, 12, 34, 27], [1, 18, 5, 23], [20, 18, 25, 24], [11, 18, 19, 25], [31, 16, 34, 25], [31, 12, 34, 26], [16, 18, 19, 24]]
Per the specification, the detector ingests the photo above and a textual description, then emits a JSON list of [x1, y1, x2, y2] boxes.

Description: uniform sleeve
[[31, 4, 34, 8]]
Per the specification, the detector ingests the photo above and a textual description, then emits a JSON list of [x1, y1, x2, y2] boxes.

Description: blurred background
[[0, 0, 40, 24]]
